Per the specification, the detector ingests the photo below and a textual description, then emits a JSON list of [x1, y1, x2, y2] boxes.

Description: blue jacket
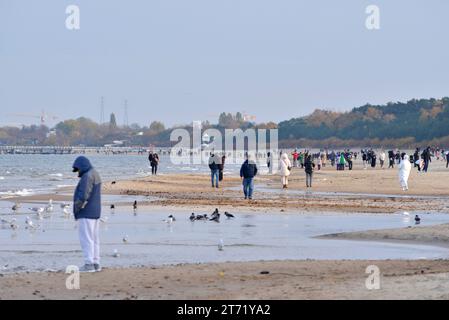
[[240, 160, 258, 179], [73, 156, 102, 220]]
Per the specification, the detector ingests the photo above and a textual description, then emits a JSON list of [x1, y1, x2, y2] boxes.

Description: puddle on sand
[[1, 199, 449, 273]]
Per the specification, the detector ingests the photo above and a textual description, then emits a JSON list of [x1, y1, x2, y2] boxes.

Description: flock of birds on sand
[[1, 200, 423, 256], [189, 208, 235, 223], [2, 200, 236, 253], [1, 200, 73, 231]]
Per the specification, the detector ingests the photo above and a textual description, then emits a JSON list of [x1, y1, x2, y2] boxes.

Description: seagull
[[122, 235, 129, 243], [133, 201, 138, 211], [10, 222, 19, 230], [402, 212, 410, 216], [30, 207, 44, 219], [163, 215, 176, 224], [62, 206, 71, 217], [212, 208, 219, 216], [12, 203, 20, 213], [210, 213, 220, 223], [1, 218, 16, 225], [189, 213, 196, 221], [25, 216, 34, 229], [113, 249, 120, 258], [224, 212, 235, 219], [196, 214, 208, 221], [45, 199, 54, 213], [60, 203, 70, 210], [218, 239, 224, 251], [415, 215, 421, 224], [30, 207, 44, 214], [110, 204, 115, 214], [111, 181, 116, 185]]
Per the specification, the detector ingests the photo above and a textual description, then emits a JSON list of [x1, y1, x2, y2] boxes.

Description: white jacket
[[279, 153, 291, 176], [398, 155, 411, 187]]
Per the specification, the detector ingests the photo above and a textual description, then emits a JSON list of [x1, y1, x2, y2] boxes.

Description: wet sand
[[2, 259, 449, 300], [319, 222, 449, 247], [11, 160, 449, 214]]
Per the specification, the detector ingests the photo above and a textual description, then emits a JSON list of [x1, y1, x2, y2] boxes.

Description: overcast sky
[[1, 0, 448, 127]]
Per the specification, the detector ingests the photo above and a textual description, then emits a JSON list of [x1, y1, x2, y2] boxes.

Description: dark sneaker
[[79, 264, 96, 273], [94, 263, 102, 272]]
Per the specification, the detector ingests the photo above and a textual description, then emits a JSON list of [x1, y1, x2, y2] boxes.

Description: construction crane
[[8, 110, 59, 126]]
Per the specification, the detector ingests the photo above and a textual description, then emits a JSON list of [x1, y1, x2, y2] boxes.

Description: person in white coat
[[398, 154, 412, 191], [279, 153, 292, 189]]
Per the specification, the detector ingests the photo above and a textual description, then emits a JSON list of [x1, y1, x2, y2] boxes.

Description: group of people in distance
[[208, 146, 449, 200]]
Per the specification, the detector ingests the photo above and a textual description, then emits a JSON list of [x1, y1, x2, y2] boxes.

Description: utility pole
[[100, 96, 105, 124], [123, 99, 129, 127]]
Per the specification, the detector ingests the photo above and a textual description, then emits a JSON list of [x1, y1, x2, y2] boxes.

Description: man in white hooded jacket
[[398, 154, 412, 191]]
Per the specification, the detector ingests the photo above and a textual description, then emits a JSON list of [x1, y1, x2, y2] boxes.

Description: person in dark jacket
[[208, 153, 222, 188], [446, 151, 449, 168], [219, 154, 226, 181], [149, 152, 159, 175], [422, 147, 431, 172], [413, 148, 420, 168], [388, 150, 395, 168], [72, 156, 102, 273], [240, 154, 258, 200], [304, 155, 315, 188]]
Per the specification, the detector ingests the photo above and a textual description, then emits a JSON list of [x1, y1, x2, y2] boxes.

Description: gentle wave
[[0, 188, 35, 198]]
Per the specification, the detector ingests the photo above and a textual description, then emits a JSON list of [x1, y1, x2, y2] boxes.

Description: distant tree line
[[1, 99, 449, 148]]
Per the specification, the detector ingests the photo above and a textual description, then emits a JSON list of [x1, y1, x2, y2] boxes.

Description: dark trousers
[[306, 172, 313, 187], [423, 161, 429, 172], [389, 159, 394, 168], [348, 161, 353, 170], [151, 165, 157, 175]]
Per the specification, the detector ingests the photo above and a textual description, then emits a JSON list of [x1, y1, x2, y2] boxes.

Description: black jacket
[[304, 159, 315, 174], [240, 160, 258, 179]]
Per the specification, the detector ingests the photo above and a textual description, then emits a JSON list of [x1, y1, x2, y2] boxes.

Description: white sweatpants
[[281, 176, 289, 186], [78, 218, 100, 265]]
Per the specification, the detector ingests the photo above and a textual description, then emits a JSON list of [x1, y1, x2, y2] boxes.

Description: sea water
[[1, 200, 449, 273], [0, 154, 245, 199]]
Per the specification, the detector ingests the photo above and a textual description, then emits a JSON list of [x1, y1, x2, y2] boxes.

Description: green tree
[[149, 121, 165, 133], [109, 113, 117, 129]]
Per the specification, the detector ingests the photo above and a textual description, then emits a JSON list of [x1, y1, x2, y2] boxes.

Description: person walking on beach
[[379, 150, 386, 169], [292, 150, 299, 167], [219, 154, 226, 181], [345, 150, 353, 170], [446, 150, 449, 168], [337, 152, 346, 171], [240, 154, 258, 200], [267, 152, 273, 174], [72, 156, 102, 273], [304, 155, 315, 188], [299, 152, 305, 169], [149, 152, 159, 175], [208, 152, 222, 188], [422, 147, 432, 172], [279, 153, 292, 189], [413, 148, 420, 168], [398, 154, 412, 191], [388, 150, 395, 168]]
